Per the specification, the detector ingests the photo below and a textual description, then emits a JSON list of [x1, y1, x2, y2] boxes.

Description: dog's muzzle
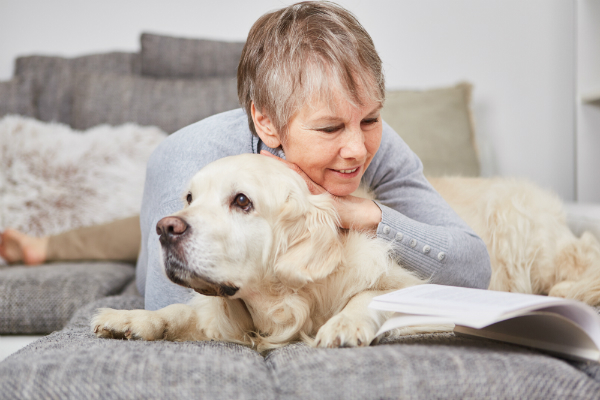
[[156, 216, 240, 297], [157, 216, 189, 245]]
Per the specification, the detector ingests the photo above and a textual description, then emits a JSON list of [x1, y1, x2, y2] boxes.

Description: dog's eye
[[186, 192, 193, 205], [233, 193, 253, 212]]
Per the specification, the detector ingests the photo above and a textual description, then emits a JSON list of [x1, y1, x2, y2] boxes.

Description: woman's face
[[281, 94, 383, 197]]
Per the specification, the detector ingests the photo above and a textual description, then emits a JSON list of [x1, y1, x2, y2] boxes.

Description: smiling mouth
[[334, 167, 359, 174]]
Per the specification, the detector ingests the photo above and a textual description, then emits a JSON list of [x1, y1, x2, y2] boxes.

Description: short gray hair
[[237, 1, 385, 137]]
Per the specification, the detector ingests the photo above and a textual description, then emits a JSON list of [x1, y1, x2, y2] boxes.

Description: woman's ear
[[272, 192, 344, 288], [251, 102, 282, 149]]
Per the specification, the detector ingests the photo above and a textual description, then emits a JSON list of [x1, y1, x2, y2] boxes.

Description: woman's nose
[[339, 128, 367, 160]]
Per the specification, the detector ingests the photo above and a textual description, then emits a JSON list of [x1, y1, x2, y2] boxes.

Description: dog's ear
[[273, 192, 344, 288]]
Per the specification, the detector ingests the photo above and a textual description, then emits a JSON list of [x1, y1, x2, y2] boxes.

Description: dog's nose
[[156, 216, 189, 243]]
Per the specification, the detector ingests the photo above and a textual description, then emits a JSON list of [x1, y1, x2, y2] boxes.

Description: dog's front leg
[[92, 297, 253, 342], [92, 303, 206, 341], [314, 290, 392, 348]]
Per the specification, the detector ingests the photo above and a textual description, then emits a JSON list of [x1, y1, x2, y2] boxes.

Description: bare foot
[[0, 229, 49, 265]]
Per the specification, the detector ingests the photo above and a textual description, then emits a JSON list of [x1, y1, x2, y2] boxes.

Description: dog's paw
[[314, 313, 376, 348], [91, 308, 167, 341]]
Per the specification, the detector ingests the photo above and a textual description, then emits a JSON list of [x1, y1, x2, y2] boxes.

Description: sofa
[[1, 32, 600, 399]]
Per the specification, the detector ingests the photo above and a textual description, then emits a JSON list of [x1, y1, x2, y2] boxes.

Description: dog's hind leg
[[549, 232, 600, 306]]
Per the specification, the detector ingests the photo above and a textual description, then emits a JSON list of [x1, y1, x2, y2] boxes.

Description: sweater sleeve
[[362, 121, 491, 289]]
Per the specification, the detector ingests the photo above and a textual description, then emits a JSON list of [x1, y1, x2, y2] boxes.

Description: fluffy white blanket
[[0, 116, 166, 240]]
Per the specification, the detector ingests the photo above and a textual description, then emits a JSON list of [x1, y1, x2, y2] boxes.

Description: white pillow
[[0, 116, 166, 239]]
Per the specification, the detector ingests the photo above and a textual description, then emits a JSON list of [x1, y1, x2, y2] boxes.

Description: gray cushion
[[14, 52, 140, 125], [0, 262, 134, 334], [2, 295, 600, 399], [0, 296, 275, 400], [268, 336, 600, 399], [71, 73, 239, 134], [140, 32, 244, 79], [381, 83, 480, 177], [0, 78, 36, 118]]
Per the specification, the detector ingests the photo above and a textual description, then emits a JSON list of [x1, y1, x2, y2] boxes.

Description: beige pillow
[[381, 83, 480, 177]]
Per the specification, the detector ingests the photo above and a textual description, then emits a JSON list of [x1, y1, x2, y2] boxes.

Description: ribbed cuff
[[375, 202, 449, 279]]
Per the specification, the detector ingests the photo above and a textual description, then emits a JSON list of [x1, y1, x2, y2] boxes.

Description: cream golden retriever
[[92, 154, 600, 351]]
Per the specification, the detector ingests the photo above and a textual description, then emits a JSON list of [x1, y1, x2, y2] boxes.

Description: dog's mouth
[[193, 284, 239, 297], [162, 249, 239, 297]]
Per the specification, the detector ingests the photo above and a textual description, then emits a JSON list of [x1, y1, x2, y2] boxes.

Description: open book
[[368, 284, 600, 362]]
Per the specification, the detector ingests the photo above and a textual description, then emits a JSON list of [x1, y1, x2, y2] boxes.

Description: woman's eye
[[320, 125, 343, 133], [234, 193, 253, 211], [362, 118, 379, 125], [186, 192, 193, 205]]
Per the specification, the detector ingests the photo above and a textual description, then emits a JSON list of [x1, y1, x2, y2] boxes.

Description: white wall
[[576, 0, 600, 202], [0, 0, 577, 200]]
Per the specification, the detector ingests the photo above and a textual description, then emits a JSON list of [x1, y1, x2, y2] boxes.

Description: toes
[[314, 315, 375, 348]]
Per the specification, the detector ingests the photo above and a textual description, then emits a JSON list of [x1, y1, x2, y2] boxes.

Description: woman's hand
[[260, 151, 382, 233]]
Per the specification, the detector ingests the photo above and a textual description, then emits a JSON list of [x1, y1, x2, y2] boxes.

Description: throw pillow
[[381, 83, 480, 177], [0, 115, 166, 240], [140, 32, 244, 79], [0, 78, 36, 118], [14, 52, 140, 125], [71, 73, 240, 134]]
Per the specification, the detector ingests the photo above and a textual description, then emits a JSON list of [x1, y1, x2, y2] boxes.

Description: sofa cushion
[[0, 78, 36, 118], [0, 262, 134, 334], [381, 83, 480, 177], [140, 33, 244, 79], [267, 336, 600, 399], [2, 294, 600, 399], [0, 295, 275, 399], [14, 52, 140, 125], [71, 73, 239, 134]]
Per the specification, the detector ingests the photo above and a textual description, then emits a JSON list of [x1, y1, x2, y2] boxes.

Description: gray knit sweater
[[137, 109, 491, 310]]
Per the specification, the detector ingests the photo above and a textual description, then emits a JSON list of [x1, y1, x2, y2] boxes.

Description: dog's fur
[[92, 154, 600, 351]]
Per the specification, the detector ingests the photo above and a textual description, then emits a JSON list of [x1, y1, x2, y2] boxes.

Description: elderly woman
[[139, 1, 490, 310], [0, 2, 490, 310]]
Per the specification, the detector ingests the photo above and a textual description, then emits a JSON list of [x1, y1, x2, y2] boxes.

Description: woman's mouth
[[330, 166, 361, 178]]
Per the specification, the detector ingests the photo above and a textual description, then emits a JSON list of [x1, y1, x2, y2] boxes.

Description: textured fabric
[[0, 78, 36, 118], [137, 108, 490, 311], [0, 296, 275, 400], [0, 262, 134, 334], [2, 295, 600, 399], [0, 116, 165, 240], [48, 215, 141, 263], [140, 32, 245, 79], [267, 336, 600, 399], [381, 83, 480, 177], [71, 73, 239, 134], [14, 52, 140, 125]]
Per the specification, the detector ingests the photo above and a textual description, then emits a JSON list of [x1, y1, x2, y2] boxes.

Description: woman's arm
[[362, 121, 491, 289], [262, 121, 491, 289]]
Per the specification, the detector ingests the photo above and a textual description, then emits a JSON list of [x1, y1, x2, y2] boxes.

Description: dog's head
[[157, 154, 344, 298]]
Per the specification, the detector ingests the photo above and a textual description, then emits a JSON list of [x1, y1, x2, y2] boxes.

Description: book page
[[454, 312, 600, 362], [538, 304, 600, 349], [370, 284, 577, 328], [376, 314, 456, 337]]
